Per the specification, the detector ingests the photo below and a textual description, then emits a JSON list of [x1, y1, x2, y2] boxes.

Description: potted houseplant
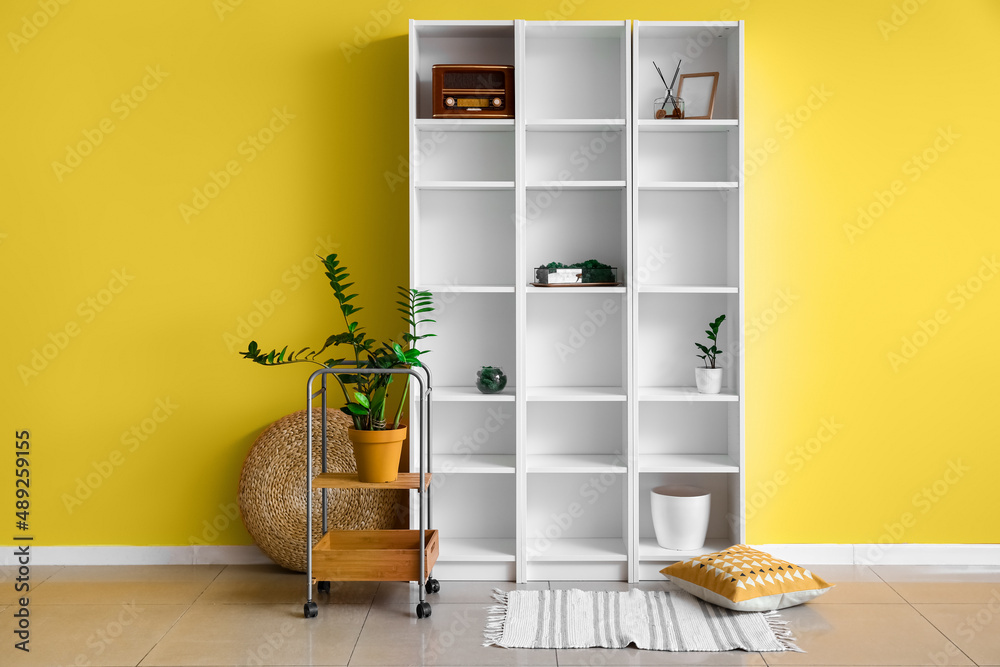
[[694, 314, 725, 394], [241, 253, 434, 482]]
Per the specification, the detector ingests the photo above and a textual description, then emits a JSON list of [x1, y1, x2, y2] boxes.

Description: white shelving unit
[[409, 19, 743, 583], [631, 20, 744, 581]]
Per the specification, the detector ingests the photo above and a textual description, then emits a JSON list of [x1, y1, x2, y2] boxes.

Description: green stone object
[[476, 366, 507, 394]]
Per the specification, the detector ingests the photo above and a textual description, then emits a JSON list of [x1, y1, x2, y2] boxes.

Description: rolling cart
[[303, 366, 439, 619]]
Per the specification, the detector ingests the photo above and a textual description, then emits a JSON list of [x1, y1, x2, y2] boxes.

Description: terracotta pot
[[348, 426, 406, 483]]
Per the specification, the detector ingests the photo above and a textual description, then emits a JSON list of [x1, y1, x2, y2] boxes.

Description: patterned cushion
[[660, 545, 833, 611]]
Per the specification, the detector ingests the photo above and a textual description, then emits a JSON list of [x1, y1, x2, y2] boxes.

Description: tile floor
[[1, 563, 998, 666]]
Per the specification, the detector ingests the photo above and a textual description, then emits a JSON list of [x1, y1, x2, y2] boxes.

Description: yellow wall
[[2, 0, 998, 548]]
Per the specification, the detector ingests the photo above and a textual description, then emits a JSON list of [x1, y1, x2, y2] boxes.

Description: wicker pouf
[[238, 408, 405, 572]]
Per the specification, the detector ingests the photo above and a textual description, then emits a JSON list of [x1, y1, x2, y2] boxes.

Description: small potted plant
[[694, 314, 725, 394], [241, 253, 435, 482]]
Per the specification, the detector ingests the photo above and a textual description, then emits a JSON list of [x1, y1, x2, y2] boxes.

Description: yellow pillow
[[660, 545, 833, 611]]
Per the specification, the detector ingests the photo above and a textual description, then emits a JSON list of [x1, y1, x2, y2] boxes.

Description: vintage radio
[[432, 64, 514, 119]]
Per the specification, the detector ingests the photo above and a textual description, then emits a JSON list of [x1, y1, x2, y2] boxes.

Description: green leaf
[[345, 403, 369, 416], [353, 392, 370, 408]]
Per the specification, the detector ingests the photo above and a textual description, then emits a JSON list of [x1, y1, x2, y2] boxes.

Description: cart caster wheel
[[425, 578, 440, 594], [317, 581, 331, 594], [304, 601, 318, 618], [416, 601, 432, 619]]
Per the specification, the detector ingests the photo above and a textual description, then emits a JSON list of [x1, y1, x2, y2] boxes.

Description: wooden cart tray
[[312, 472, 432, 490], [312, 529, 439, 582], [530, 282, 621, 287]]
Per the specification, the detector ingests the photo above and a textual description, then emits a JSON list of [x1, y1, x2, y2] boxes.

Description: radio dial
[[445, 97, 455, 107], [492, 97, 502, 107]]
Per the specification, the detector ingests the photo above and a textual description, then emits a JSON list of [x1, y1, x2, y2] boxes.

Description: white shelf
[[411, 18, 744, 581], [638, 182, 738, 191], [527, 386, 628, 402], [526, 285, 626, 294], [438, 538, 516, 562], [412, 20, 514, 38], [638, 454, 739, 473], [638, 538, 733, 562], [527, 180, 627, 190], [527, 454, 627, 473], [526, 119, 626, 131], [638, 285, 738, 294], [415, 118, 514, 131], [638, 387, 739, 402], [435, 454, 516, 474], [432, 386, 515, 402], [638, 119, 738, 132], [416, 285, 515, 293], [527, 538, 628, 562], [415, 181, 514, 190]]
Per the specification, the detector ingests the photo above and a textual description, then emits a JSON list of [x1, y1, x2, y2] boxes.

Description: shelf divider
[[637, 453, 739, 473], [637, 537, 733, 562], [438, 537, 516, 562], [527, 537, 628, 562], [432, 386, 515, 402], [527, 453, 627, 473], [435, 454, 516, 473], [527, 386, 628, 402], [638, 386, 739, 402]]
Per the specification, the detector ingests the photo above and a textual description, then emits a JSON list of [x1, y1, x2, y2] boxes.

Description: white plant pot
[[695, 367, 723, 394], [651, 485, 711, 551]]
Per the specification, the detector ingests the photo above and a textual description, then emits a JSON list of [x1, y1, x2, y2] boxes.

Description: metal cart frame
[[303, 365, 438, 619]]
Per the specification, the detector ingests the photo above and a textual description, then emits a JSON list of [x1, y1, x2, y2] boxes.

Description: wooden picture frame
[[678, 72, 719, 119]]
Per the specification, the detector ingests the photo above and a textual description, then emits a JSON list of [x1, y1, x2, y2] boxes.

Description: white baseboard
[[0, 545, 272, 566], [750, 543, 1000, 566], [3, 544, 998, 567]]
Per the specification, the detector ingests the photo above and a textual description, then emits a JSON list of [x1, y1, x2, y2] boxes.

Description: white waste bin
[[651, 485, 711, 550]]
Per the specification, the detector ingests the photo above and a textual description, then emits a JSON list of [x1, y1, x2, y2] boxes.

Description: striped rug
[[484, 588, 800, 652]]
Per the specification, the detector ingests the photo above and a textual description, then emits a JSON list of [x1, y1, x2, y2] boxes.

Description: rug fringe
[[483, 588, 509, 647], [763, 610, 804, 652]]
